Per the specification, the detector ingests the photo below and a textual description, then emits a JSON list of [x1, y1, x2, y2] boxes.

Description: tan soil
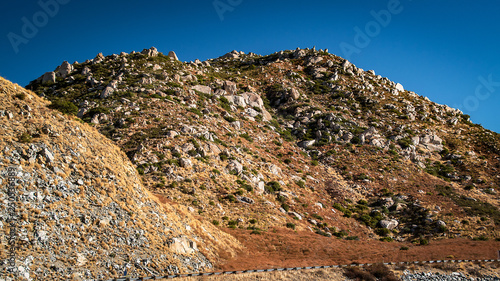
[[216, 228, 500, 271]]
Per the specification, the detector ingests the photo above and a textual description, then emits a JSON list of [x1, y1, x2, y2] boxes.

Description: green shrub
[[49, 99, 78, 115], [15, 92, 26, 100], [398, 137, 413, 149], [239, 133, 253, 142], [286, 222, 296, 230], [311, 213, 324, 221], [473, 235, 489, 241], [296, 180, 305, 188], [224, 115, 237, 122], [419, 238, 429, 245], [281, 203, 290, 212], [333, 230, 348, 238], [265, 181, 282, 194], [219, 97, 231, 111], [350, 136, 361, 144], [167, 159, 179, 166], [375, 228, 390, 236], [18, 132, 33, 143], [188, 107, 203, 116]]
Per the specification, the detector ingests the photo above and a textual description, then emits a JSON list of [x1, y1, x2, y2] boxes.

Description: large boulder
[[227, 160, 243, 175], [100, 86, 115, 99], [168, 236, 198, 254], [289, 88, 301, 100], [220, 50, 241, 59], [224, 81, 237, 95], [180, 158, 192, 168], [168, 51, 179, 61], [141, 47, 159, 57], [298, 140, 315, 148], [395, 83, 404, 92], [379, 219, 399, 230], [55, 61, 74, 78], [191, 85, 212, 95], [40, 72, 56, 84], [240, 92, 272, 121], [419, 134, 443, 152]]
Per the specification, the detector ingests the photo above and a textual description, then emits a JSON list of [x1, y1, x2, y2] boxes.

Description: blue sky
[[1, 0, 499, 133]]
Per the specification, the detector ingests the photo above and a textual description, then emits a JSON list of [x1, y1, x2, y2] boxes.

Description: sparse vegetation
[[12, 46, 500, 279]]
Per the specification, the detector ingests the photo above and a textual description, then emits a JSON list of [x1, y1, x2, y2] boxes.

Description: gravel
[[402, 270, 500, 281]]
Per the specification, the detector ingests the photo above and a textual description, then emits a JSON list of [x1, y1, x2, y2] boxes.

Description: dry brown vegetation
[[3, 46, 500, 279]]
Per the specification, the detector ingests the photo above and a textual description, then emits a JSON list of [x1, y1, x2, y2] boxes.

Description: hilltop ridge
[[15, 46, 500, 276]]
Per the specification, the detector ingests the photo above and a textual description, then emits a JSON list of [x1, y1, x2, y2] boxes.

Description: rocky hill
[[0, 77, 241, 280], [17, 46, 500, 275]]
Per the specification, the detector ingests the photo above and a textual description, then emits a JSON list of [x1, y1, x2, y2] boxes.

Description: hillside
[[0, 77, 241, 280], [20, 47, 500, 274]]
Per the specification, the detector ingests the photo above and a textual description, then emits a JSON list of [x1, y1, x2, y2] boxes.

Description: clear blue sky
[[1, 0, 499, 133]]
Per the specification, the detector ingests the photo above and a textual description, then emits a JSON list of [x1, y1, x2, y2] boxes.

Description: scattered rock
[[191, 85, 212, 95], [141, 47, 159, 57], [40, 72, 56, 84], [100, 86, 115, 99], [379, 219, 399, 230], [168, 51, 179, 60], [55, 61, 74, 78], [227, 160, 243, 175], [180, 158, 192, 168]]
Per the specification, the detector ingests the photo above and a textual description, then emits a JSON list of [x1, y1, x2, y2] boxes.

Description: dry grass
[[0, 76, 243, 279], [170, 268, 345, 281]]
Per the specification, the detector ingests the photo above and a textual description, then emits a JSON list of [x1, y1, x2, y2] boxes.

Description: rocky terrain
[[0, 77, 241, 280], [2, 46, 499, 279]]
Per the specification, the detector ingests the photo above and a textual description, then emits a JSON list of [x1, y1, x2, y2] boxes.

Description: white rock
[[191, 85, 212, 95], [180, 158, 192, 168], [288, 212, 302, 220], [224, 81, 237, 95], [227, 160, 243, 175], [395, 83, 404, 92], [168, 51, 179, 61], [40, 72, 56, 84], [379, 219, 398, 230], [100, 86, 115, 99], [141, 47, 158, 57], [56, 61, 74, 78]]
